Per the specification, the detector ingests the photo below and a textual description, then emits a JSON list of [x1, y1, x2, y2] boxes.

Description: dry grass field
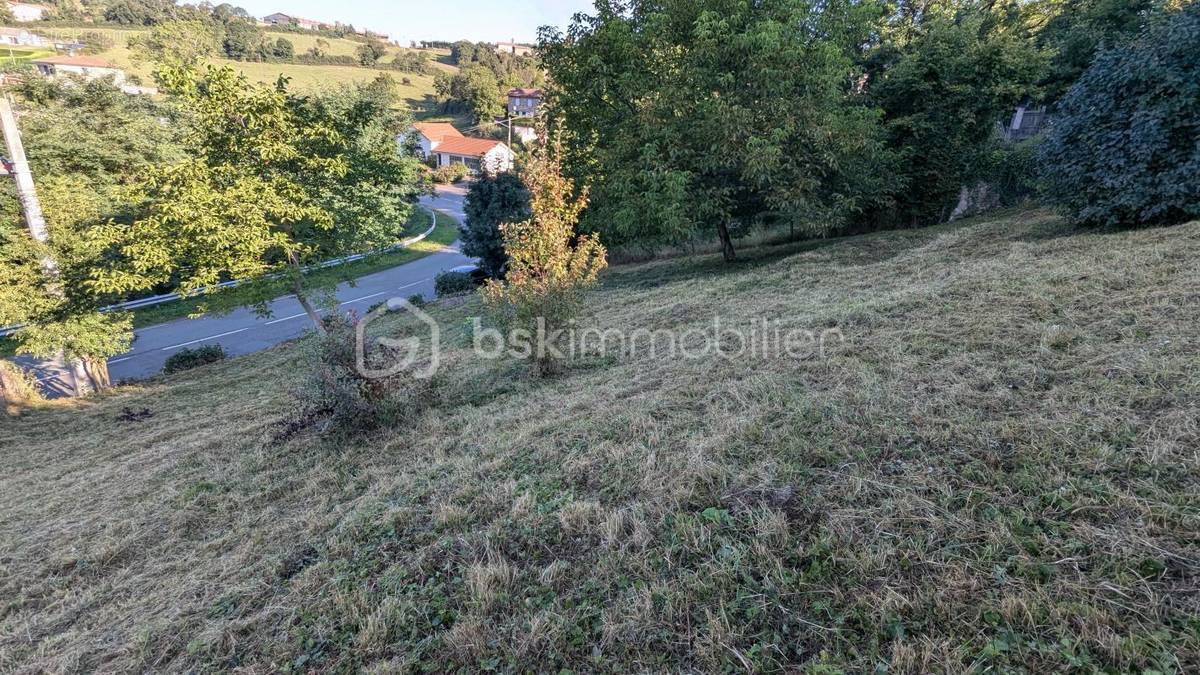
[[1, 209, 1197, 672], [29, 27, 449, 108]]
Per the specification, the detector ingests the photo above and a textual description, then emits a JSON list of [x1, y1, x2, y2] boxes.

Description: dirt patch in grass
[[1, 209, 1197, 672]]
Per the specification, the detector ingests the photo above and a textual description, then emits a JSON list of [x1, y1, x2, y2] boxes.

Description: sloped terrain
[[1, 210, 1197, 672]]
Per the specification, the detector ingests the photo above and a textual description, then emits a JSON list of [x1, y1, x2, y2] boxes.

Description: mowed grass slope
[[1, 211, 1198, 672]]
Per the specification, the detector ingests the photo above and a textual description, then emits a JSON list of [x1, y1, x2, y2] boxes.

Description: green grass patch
[[0, 47, 55, 63]]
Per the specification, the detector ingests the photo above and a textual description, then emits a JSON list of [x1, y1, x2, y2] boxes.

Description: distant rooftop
[[32, 55, 119, 68]]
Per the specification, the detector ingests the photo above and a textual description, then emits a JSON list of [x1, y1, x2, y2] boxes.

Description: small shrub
[[285, 313, 434, 437], [462, 172, 531, 278], [407, 293, 426, 307], [432, 162, 472, 185], [162, 344, 226, 375], [435, 271, 475, 296], [401, 77, 412, 86], [0, 360, 43, 408], [482, 134, 607, 376]]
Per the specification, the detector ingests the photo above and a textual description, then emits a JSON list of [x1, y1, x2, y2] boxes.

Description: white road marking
[[339, 291, 386, 306], [265, 291, 401, 325], [108, 356, 134, 364], [398, 278, 432, 290], [264, 312, 308, 326], [160, 328, 250, 352]]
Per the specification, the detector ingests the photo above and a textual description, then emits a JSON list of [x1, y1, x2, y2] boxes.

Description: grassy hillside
[[28, 27, 451, 111], [2, 210, 1198, 672]]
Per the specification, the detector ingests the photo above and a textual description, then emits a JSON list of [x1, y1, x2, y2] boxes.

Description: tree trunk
[[289, 255, 327, 334], [716, 221, 737, 262], [82, 357, 111, 391], [68, 357, 95, 397], [294, 282, 326, 334]]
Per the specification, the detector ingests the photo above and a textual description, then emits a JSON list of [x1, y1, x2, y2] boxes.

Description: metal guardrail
[[2, 207, 442, 335]]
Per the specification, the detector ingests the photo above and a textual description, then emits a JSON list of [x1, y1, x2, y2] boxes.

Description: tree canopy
[[91, 65, 425, 328], [1038, 1, 1200, 227], [539, 0, 896, 260]]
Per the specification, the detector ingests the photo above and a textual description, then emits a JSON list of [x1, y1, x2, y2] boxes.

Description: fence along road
[[19, 185, 471, 397]]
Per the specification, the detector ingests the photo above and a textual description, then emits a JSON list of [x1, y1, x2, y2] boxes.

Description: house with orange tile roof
[[31, 56, 125, 85], [406, 122, 464, 159], [434, 136, 515, 175], [404, 123, 514, 174]]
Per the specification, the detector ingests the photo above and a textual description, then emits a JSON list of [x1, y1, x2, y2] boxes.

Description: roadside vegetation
[[128, 211, 459, 328], [1, 58, 430, 394], [2, 209, 1197, 672]]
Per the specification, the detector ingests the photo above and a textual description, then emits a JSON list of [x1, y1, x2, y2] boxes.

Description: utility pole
[[0, 97, 50, 265], [0, 95, 94, 396]]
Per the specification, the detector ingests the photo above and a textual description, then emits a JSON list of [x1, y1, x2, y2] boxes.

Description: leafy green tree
[[463, 172, 531, 278], [103, 0, 179, 26], [1034, 0, 1168, 102], [356, 39, 387, 66], [222, 20, 266, 61], [91, 65, 424, 332], [540, 0, 894, 261], [0, 79, 182, 392], [863, 9, 1044, 227], [273, 37, 295, 60], [391, 50, 430, 74], [1038, 1, 1200, 227], [434, 65, 504, 124], [129, 19, 222, 68]]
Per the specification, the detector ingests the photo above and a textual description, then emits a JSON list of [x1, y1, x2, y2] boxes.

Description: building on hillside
[[434, 137, 514, 175], [1001, 103, 1050, 142], [8, 2, 47, 22], [506, 87, 542, 118], [404, 122, 464, 159], [32, 56, 125, 85], [0, 26, 47, 47], [494, 41, 534, 57], [262, 13, 325, 30]]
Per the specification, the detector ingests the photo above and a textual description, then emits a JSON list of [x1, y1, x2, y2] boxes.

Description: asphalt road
[[24, 185, 471, 397]]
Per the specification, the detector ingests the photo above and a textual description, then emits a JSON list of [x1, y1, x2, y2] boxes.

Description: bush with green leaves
[[1039, 2, 1199, 228], [162, 344, 226, 375], [431, 163, 471, 184], [0, 361, 43, 407], [286, 312, 433, 436], [434, 271, 475, 297], [462, 172, 530, 278]]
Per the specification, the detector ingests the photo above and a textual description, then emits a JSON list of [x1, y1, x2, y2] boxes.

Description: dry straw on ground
[[1, 209, 1197, 672]]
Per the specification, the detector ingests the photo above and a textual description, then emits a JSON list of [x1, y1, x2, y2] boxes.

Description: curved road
[[26, 185, 471, 397]]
